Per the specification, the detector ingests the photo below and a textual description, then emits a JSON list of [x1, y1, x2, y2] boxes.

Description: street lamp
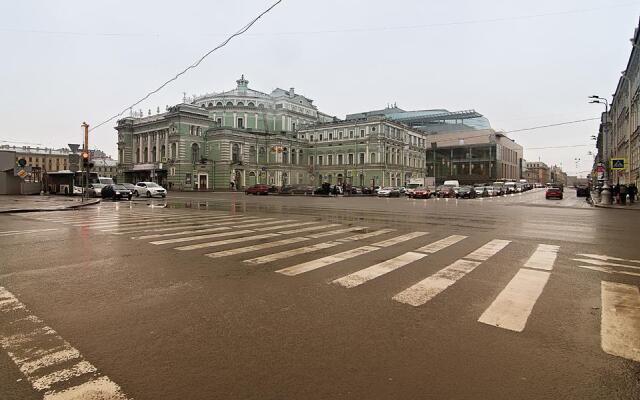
[[589, 95, 612, 204]]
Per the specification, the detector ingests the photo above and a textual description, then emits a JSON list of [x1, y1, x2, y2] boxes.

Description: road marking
[[392, 259, 481, 306], [333, 251, 426, 288], [0, 228, 58, 237], [205, 236, 310, 258], [277, 246, 380, 276], [0, 287, 129, 398], [232, 219, 296, 229], [104, 215, 245, 232], [86, 215, 263, 229], [244, 229, 394, 265], [524, 244, 559, 271], [175, 233, 281, 251], [116, 216, 254, 234], [273, 223, 340, 234], [572, 258, 640, 271], [577, 254, 640, 264], [575, 265, 640, 277], [464, 239, 511, 261], [133, 226, 231, 240], [276, 232, 425, 276], [305, 226, 367, 238], [601, 281, 640, 362], [150, 229, 254, 245], [414, 235, 467, 254], [478, 268, 550, 332]]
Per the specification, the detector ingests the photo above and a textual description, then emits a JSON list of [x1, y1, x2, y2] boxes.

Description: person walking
[[629, 184, 637, 204], [620, 184, 628, 205], [613, 184, 620, 204]]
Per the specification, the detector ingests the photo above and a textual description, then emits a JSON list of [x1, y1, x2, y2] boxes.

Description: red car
[[245, 184, 271, 195], [412, 187, 432, 199], [545, 187, 563, 200]]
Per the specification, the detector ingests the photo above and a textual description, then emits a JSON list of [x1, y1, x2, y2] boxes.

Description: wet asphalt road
[[1, 189, 639, 399]]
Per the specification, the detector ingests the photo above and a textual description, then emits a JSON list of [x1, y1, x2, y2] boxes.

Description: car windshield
[[146, 183, 159, 187]]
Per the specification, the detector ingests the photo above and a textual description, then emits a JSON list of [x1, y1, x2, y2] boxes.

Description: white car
[[134, 182, 167, 198], [87, 183, 104, 197]]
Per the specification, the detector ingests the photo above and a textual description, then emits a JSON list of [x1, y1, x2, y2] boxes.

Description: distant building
[[92, 157, 118, 179], [0, 145, 69, 173], [525, 161, 550, 184], [550, 165, 568, 185]]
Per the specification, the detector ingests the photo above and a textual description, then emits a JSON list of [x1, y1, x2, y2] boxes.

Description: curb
[[593, 202, 640, 211], [0, 199, 101, 214]]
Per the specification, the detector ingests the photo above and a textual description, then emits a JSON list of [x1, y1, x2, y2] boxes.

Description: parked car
[[576, 184, 590, 197], [457, 186, 477, 199], [484, 186, 496, 196], [377, 187, 400, 197], [545, 186, 563, 200], [412, 187, 432, 199], [438, 186, 457, 198], [361, 186, 373, 195], [504, 182, 517, 194], [245, 184, 271, 195], [372, 186, 381, 194], [476, 186, 489, 197], [280, 184, 315, 195], [350, 186, 363, 195], [134, 182, 167, 198], [121, 183, 137, 191], [101, 184, 133, 200], [87, 183, 105, 198]]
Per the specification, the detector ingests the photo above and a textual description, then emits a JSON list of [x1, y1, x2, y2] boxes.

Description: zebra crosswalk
[[12, 207, 640, 363]]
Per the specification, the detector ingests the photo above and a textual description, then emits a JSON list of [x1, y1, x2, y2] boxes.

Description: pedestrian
[[230, 181, 235, 191], [629, 184, 637, 204], [613, 184, 620, 204], [620, 184, 628, 205]]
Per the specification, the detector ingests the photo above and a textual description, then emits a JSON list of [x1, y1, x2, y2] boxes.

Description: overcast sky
[[1, 0, 638, 177]]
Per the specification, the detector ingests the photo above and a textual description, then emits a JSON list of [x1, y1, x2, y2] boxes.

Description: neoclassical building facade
[[115, 76, 432, 189]]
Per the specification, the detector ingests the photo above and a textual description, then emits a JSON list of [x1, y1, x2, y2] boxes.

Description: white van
[[443, 180, 460, 187], [98, 176, 114, 185]]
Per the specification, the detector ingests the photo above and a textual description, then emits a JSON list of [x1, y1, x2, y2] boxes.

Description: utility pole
[[81, 122, 89, 201]]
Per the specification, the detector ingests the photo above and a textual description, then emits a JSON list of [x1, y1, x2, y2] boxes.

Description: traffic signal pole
[[82, 122, 89, 202]]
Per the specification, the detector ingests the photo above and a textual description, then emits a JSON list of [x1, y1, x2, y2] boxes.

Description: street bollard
[[600, 184, 612, 205]]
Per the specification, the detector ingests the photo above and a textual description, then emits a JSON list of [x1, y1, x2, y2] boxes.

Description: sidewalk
[[0, 195, 100, 213], [593, 195, 640, 211]]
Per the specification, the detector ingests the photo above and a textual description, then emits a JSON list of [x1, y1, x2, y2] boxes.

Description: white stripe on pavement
[[43, 376, 128, 400], [524, 244, 559, 271], [175, 233, 281, 251], [244, 229, 393, 265], [205, 237, 310, 258], [577, 254, 640, 264], [392, 259, 481, 306], [333, 251, 426, 288], [116, 216, 255, 234], [372, 231, 428, 247], [272, 223, 340, 234], [85, 214, 253, 229], [572, 258, 640, 271], [104, 216, 261, 232], [150, 230, 253, 245], [478, 268, 550, 332], [414, 235, 467, 254], [464, 239, 511, 261], [133, 226, 231, 240], [601, 281, 640, 362], [32, 360, 97, 391], [0, 228, 58, 237], [277, 246, 380, 276]]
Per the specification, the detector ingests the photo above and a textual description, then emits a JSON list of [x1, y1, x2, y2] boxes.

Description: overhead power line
[[89, 0, 282, 132], [503, 118, 599, 133]]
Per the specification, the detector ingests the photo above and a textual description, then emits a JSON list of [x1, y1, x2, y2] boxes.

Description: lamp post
[[589, 95, 612, 204]]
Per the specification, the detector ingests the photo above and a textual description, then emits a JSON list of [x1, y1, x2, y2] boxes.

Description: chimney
[[289, 87, 295, 97]]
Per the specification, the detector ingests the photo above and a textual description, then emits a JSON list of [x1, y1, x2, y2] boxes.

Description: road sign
[[69, 154, 80, 172], [17, 158, 27, 167], [611, 158, 626, 170], [14, 166, 31, 179]]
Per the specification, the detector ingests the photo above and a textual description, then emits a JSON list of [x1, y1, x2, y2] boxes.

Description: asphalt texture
[[1, 189, 639, 400]]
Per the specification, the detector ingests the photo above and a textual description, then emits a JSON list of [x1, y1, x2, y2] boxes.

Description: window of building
[[360, 129, 365, 137], [319, 134, 323, 141], [338, 132, 343, 139], [216, 102, 223, 106], [372, 126, 376, 132], [338, 154, 343, 165], [309, 155, 314, 165], [249, 146, 256, 160], [237, 118, 244, 128], [237, 102, 244, 107], [216, 118, 222, 125], [370, 153, 376, 163], [318, 155, 323, 165], [226, 101, 233, 106], [329, 133, 333, 140], [349, 131, 354, 139], [232, 143, 241, 162], [348, 153, 354, 164], [248, 102, 255, 107], [191, 143, 200, 163], [327, 155, 333, 166], [359, 153, 365, 164]]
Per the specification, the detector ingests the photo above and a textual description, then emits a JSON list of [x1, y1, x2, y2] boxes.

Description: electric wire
[[88, 0, 282, 132]]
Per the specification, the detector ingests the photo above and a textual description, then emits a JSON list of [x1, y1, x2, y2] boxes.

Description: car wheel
[[146, 191, 151, 198], [161, 194, 166, 198]]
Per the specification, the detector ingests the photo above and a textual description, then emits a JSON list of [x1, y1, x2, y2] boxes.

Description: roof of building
[[0, 145, 70, 155]]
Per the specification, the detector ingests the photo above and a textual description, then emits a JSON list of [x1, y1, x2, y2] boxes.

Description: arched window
[[151, 147, 157, 162], [216, 102, 223, 107], [191, 143, 200, 164], [282, 147, 288, 164], [161, 145, 166, 160], [249, 146, 256, 160], [248, 102, 255, 107], [208, 102, 213, 108], [143, 147, 148, 163], [237, 102, 244, 107], [171, 143, 177, 160], [291, 149, 297, 164], [226, 101, 233, 106], [258, 104, 264, 108]]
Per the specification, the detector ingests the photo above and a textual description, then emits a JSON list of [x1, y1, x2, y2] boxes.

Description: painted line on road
[[116, 216, 255, 234], [104, 214, 243, 233], [0, 228, 58, 237], [82, 214, 244, 229], [572, 258, 640, 271], [244, 229, 394, 265], [175, 233, 281, 251], [577, 254, 640, 264], [0, 286, 129, 398], [101, 216, 261, 232], [333, 235, 466, 288], [478, 268, 550, 332], [524, 244, 560, 271], [393, 239, 511, 306], [601, 281, 640, 362], [276, 232, 428, 276], [150, 229, 254, 245]]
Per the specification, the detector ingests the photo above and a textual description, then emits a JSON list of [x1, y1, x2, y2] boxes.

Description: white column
[[156, 132, 160, 162], [165, 130, 169, 160], [147, 134, 151, 163], [255, 113, 258, 129], [281, 115, 286, 131], [244, 112, 248, 128], [233, 112, 237, 128]]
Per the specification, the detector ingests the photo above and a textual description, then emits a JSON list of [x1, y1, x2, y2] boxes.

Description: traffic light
[[81, 152, 92, 170]]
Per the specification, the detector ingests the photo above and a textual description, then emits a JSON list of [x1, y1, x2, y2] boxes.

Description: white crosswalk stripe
[[601, 281, 640, 362], [333, 235, 467, 288], [150, 230, 254, 245], [0, 228, 58, 237], [176, 233, 282, 251], [276, 232, 428, 276], [117, 216, 256, 235], [393, 239, 511, 307]]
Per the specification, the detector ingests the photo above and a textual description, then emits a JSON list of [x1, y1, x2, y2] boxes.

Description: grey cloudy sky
[[1, 0, 638, 176]]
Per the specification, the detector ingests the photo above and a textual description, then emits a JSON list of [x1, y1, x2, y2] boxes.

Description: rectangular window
[[328, 155, 333, 165], [348, 154, 354, 164], [349, 131, 354, 139], [309, 156, 314, 165], [319, 134, 323, 141], [237, 118, 244, 128], [360, 129, 365, 137], [329, 133, 333, 140], [338, 154, 343, 165], [359, 153, 365, 164], [318, 155, 324, 165], [216, 118, 222, 125]]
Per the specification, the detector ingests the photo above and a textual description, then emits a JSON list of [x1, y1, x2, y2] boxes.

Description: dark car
[[437, 186, 457, 198], [280, 184, 315, 195], [576, 184, 589, 197], [545, 186, 563, 200], [101, 184, 133, 200], [245, 184, 271, 195], [457, 186, 477, 199]]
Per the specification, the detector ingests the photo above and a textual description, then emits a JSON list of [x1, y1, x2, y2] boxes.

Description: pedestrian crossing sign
[[611, 158, 626, 170]]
